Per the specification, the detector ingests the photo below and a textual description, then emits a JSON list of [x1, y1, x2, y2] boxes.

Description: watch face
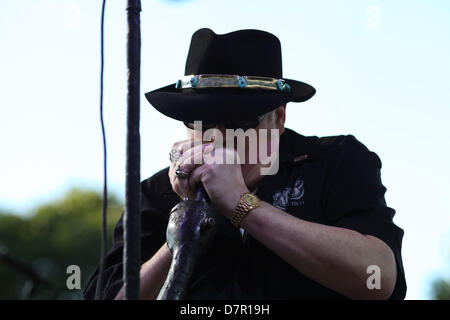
[[243, 193, 260, 207]]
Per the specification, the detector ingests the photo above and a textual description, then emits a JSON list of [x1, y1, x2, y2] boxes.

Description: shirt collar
[[278, 128, 328, 164]]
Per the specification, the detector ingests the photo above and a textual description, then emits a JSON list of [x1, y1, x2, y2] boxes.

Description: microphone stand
[[123, 0, 142, 300], [123, 1, 215, 300]]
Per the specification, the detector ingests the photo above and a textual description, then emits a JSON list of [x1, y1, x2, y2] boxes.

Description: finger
[[178, 144, 215, 174], [171, 172, 196, 200], [177, 141, 215, 167], [169, 139, 197, 176], [169, 139, 214, 200], [177, 140, 213, 165], [169, 141, 192, 189], [171, 139, 191, 150], [173, 137, 214, 159], [188, 164, 207, 192], [171, 139, 195, 163]]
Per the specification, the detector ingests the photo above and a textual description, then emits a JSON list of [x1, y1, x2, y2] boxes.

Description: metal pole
[[124, 0, 142, 300]]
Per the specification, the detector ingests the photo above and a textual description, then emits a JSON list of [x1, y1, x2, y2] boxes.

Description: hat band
[[175, 74, 291, 93]]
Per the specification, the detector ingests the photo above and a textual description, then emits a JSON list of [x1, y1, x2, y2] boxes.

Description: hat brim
[[145, 78, 315, 122]]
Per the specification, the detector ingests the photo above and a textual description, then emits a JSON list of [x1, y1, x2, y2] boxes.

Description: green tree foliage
[[431, 277, 450, 300], [0, 188, 123, 299]]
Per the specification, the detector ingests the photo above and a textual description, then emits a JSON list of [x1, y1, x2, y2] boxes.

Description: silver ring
[[169, 148, 182, 164], [175, 166, 190, 179]]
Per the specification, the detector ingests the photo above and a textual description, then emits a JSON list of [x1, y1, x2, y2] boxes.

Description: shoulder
[[285, 129, 379, 166], [313, 134, 385, 188], [327, 134, 382, 170]]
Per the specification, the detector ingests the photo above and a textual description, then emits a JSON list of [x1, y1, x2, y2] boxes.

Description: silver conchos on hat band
[[175, 74, 291, 93]]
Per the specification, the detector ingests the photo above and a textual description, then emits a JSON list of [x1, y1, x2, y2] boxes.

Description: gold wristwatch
[[231, 192, 261, 228]]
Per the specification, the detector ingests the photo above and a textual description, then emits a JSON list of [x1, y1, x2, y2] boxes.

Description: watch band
[[231, 192, 260, 228]]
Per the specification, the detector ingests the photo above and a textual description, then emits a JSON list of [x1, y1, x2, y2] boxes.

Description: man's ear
[[274, 104, 286, 133]]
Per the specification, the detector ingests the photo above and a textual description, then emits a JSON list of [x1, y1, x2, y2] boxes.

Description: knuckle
[[172, 141, 182, 149]]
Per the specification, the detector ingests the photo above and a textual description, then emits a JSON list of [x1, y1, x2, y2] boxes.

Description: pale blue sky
[[0, 0, 449, 299]]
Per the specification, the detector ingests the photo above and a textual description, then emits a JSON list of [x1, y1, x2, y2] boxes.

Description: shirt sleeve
[[82, 175, 171, 300], [322, 135, 407, 299]]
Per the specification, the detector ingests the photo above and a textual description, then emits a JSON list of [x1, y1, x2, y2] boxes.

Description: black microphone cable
[[94, 0, 108, 300]]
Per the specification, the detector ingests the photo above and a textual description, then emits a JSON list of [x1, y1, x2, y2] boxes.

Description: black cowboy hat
[[145, 28, 316, 122]]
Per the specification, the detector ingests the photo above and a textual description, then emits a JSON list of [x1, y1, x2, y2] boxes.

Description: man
[[83, 28, 406, 299]]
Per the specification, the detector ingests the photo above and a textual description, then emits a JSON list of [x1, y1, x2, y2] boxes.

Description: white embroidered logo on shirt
[[272, 178, 305, 211]]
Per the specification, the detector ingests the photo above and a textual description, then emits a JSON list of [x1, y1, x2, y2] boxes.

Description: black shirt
[[83, 128, 406, 299]]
